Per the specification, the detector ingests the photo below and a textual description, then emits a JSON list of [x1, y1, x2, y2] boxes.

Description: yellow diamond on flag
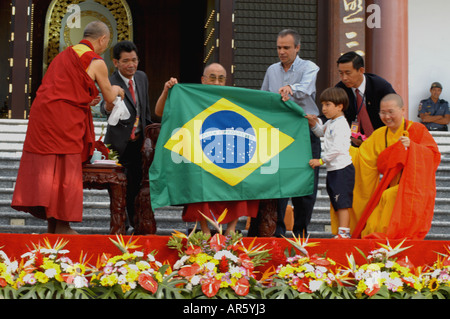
[[164, 98, 294, 186]]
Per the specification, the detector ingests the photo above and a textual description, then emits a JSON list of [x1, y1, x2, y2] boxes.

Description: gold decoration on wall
[[203, 1, 217, 65], [43, 0, 133, 73]]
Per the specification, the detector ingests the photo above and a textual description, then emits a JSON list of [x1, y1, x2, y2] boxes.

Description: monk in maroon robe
[[11, 21, 124, 234]]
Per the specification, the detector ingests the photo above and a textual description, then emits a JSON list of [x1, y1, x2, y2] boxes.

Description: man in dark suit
[[101, 41, 152, 230], [336, 51, 396, 146]]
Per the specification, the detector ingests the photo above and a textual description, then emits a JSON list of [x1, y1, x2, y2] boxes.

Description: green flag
[[149, 84, 313, 209]]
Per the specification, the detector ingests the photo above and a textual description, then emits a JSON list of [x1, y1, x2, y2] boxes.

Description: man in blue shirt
[[418, 82, 450, 131], [260, 29, 320, 237]]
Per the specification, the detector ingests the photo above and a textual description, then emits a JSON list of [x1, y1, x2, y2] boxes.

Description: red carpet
[[0, 233, 448, 271]]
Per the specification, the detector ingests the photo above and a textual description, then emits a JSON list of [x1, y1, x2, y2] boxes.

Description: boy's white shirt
[[311, 115, 352, 171]]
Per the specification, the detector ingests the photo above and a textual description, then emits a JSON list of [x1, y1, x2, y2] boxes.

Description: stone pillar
[[10, 0, 32, 119], [366, 0, 409, 115], [317, 0, 367, 92]]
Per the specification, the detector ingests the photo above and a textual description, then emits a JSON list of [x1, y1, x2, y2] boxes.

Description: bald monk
[[11, 21, 125, 234], [155, 63, 259, 235], [330, 93, 441, 240]]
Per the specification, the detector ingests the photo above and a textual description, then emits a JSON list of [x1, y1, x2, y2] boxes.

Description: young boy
[[305, 87, 355, 239]]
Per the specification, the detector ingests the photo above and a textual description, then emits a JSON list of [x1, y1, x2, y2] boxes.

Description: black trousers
[[119, 134, 144, 228], [275, 130, 321, 237]]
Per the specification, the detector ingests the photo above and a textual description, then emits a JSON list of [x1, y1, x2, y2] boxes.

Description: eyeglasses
[[203, 74, 226, 83], [118, 58, 139, 65]]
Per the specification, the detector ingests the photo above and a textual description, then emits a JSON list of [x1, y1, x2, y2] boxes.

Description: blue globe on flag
[[200, 110, 257, 169]]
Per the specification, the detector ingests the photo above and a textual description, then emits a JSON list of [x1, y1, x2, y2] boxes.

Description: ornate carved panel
[[43, 0, 133, 75]]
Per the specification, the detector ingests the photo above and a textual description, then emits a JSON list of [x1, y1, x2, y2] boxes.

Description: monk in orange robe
[[11, 21, 125, 234], [330, 93, 441, 240]]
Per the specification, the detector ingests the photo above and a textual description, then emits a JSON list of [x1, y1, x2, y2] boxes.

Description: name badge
[[351, 121, 359, 134]]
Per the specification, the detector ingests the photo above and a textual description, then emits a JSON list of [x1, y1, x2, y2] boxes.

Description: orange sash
[[352, 121, 440, 240]]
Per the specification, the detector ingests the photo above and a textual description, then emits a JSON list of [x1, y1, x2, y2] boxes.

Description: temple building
[[1, 0, 449, 122]]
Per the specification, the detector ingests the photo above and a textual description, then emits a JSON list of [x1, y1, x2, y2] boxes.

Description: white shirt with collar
[[351, 74, 366, 100], [311, 115, 352, 171], [118, 72, 139, 109], [118, 71, 141, 133], [261, 56, 320, 115]]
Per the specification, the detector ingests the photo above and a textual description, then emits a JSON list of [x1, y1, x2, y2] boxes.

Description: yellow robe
[[331, 119, 440, 239]]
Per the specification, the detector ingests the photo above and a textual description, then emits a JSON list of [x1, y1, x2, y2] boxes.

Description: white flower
[[73, 276, 88, 288], [304, 263, 315, 273], [431, 269, 441, 278], [385, 277, 403, 292], [40, 248, 56, 255], [309, 280, 323, 292], [8, 261, 18, 274], [191, 275, 201, 285], [380, 271, 390, 281], [104, 265, 114, 275], [214, 250, 238, 263], [204, 262, 216, 271], [0, 251, 9, 262], [118, 275, 127, 285], [439, 273, 449, 282], [315, 269, 324, 279], [45, 268, 58, 278], [137, 261, 151, 269], [60, 262, 70, 271], [23, 273, 36, 285], [316, 266, 327, 273], [128, 264, 139, 272], [354, 269, 364, 281], [20, 252, 33, 259], [118, 266, 128, 275], [60, 257, 73, 264], [365, 272, 381, 292], [134, 251, 144, 258], [229, 265, 241, 275], [23, 259, 34, 269], [174, 255, 189, 270]]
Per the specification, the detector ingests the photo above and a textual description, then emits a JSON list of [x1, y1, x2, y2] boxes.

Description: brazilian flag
[[149, 84, 313, 209]]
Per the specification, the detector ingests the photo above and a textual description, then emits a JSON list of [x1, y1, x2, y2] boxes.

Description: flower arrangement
[[14, 238, 94, 299], [168, 230, 270, 298], [0, 235, 450, 299], [262, 235, 352, 299], [344, 240, 425, 299], [90, 236, 186, 299], [95, 124, 120, 163], [416, 246, 450, 299], [0, 247, 19, 298], [167, 210, 271, 298]]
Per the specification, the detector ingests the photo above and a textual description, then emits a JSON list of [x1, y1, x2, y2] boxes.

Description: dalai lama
[[11, 21, 125, 234]]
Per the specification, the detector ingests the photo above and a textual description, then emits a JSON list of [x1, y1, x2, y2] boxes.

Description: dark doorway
[[127, 0, 208, 121], [0, 2, 11, 118]]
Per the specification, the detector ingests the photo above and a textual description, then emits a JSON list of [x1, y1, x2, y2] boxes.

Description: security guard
[[418, 82, 450, 131]]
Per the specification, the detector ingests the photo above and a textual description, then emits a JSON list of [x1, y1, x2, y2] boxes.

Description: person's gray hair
[[83, 21, 110, 40], [203, 63, 226, 76], [381, 93, 404, 108], [278, 29, 301, 47]]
